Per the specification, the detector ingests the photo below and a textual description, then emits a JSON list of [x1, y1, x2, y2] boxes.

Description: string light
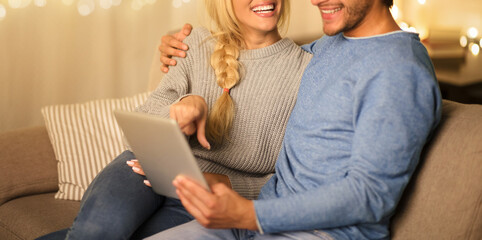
[[460, 36, 468, 48], [460, 27, 481, 56], [34, 0, 47, 7], [467, 27, 479, 39], [0, 4, 6, 21], [77, 0, 95, 16], [469, 43, 480, 56], [8, 0, 26, 9], [0, 0, 188, 19], [99, 0, 113, 9]]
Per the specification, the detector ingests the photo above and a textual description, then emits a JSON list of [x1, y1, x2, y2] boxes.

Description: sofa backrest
[[391, 100, 482, 239]]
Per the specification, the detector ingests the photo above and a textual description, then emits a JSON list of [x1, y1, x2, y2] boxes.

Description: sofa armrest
[[0, 126, 58, 205]]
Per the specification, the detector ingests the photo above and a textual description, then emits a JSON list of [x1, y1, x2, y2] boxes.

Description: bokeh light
[[470, 43, 480, 56], [34, 0, 47, 7], [77, 0, 95, 16], [459, 36, 468, 48], [467, 27, 479, 39], [100, 0, 113, 9], [0, 4, 6, 21]]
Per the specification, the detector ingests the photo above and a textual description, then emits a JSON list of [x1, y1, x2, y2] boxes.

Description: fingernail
[[132, 166, 140, 172], [144, 180, 151, 186], [182, 45, 188, 50], [126, 161, 133, 166], [170, 60, 176, 65], [180, 52, 186, 57], [174, 175, 183, 183], [132, 159, 138, 162]]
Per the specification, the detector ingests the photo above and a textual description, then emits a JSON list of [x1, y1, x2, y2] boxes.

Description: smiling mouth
[[321, 7, 342, 14], [252, 4, 275, 13]]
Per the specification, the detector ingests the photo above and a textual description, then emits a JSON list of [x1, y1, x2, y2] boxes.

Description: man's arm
[[253, 65, 441, 233], [172, 65, 440, 234], [159, 24, 193, 73]]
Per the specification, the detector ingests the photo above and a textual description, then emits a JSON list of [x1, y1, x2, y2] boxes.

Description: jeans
[[37, 150, 193, 240], [145, 220, 333, 240]]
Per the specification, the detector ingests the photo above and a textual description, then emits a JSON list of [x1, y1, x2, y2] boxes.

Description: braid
[[207, 32, 241, 144]]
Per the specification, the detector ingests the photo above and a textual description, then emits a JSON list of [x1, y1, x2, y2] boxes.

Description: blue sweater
[[253, 31, 442, 239]]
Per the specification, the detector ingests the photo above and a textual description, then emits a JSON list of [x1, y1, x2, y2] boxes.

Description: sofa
[[0, 99, 480, 239]]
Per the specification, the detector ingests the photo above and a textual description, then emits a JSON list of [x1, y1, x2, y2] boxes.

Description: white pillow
[[41, 92, 149, 201]]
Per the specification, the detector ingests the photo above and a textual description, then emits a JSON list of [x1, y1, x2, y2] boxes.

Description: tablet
[[113, 110, 209, 199]]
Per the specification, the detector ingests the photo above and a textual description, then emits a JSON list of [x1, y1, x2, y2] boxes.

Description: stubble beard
[[323, 1, 371, 36]]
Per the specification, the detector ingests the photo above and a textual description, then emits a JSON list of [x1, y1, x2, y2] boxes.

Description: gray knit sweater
[[137, 27, 312, 199]]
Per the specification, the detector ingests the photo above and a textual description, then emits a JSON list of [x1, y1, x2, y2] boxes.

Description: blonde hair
[[204, 0, 290, 144]]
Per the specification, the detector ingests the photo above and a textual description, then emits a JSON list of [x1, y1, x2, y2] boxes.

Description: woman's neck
[[242, 29, 282, 50]]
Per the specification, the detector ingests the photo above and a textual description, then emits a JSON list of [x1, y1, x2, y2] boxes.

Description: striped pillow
[[41, 92, 149, 201]]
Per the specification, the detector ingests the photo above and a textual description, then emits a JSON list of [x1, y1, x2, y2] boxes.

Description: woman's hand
[[159, 23, 193, 73], [127, 161, 232, 190], [170, 95, 210, 150], [126, 159, 152, 187], [203, 173, 232, 189]]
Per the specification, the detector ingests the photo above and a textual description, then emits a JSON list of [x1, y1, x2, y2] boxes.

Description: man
[[149, 0, 442, 239]]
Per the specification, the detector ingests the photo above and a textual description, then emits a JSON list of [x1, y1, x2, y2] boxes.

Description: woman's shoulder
[[281, 38, 313, 61], [185, 27, 213, 44], [180, 27, 215, 55]]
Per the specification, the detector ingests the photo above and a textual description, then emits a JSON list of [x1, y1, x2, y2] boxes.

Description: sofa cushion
[[0, 193, 79, 240], [391, 100, 482, 240], [41, 93, 149, 201], [0, 126, 58, 205]]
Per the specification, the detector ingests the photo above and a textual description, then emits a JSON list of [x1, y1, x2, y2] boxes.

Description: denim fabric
[[146, 220, 333, 240], [37, 150, 193, 240]]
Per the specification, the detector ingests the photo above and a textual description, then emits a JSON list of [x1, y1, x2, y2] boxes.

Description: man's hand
[[159, 23, 193, 73], [173, 175, 258, 230], [170, 95, 210, 150]]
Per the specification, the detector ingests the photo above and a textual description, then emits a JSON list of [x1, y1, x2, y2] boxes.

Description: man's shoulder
[[301, 34, 339, 54], [355, 31, 430, 68]]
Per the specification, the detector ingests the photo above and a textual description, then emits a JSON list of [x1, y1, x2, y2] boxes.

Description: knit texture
[[136, 27, 312, 199]]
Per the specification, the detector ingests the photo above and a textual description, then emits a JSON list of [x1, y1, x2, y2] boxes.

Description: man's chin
[[322, 25, 343, 36], [323, 29, 340, 36]]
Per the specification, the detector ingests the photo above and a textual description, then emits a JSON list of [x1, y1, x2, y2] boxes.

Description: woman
[[37, 0, 312, 239]]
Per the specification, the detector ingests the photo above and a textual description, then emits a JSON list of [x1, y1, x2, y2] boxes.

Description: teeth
[[252, 4, 274, 13], [321, 7, 342, 14]]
